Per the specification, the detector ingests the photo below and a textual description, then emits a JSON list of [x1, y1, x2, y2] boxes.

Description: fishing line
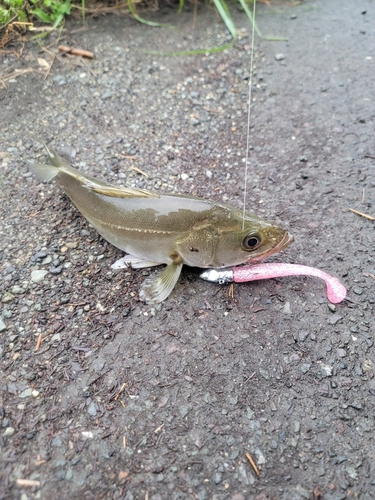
[[242, 0, 257, 231]]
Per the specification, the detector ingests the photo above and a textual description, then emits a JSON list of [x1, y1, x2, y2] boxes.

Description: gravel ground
[[1, 0, 375, 498]]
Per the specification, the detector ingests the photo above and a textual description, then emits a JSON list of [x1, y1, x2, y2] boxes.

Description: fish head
[[176, 207, 293, 269], [213, 211, 294, 268]]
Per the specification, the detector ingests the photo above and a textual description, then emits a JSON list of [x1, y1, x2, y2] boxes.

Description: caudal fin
[[28, 162, 59, 182], [29, 142, 73, 183]]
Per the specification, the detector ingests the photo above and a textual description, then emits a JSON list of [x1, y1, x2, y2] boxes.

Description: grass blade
[[237, 0, 288, 41], [212, 0, 237, 41], [127, 0, 174, 28], [177, 0, 184, 15], [147, 39, 235, 57]]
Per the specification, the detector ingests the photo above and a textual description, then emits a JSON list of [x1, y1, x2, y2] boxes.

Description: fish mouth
[[275, 231, 294, 252], [252, 231, 294, 263]]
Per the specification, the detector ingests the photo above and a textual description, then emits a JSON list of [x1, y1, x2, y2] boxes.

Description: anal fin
[[139, 263, 183, 304]]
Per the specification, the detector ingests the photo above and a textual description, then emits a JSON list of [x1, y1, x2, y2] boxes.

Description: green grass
[[30, 0, 72, 29], [1, 0, 287, 47], [0, 0, 26, 26]]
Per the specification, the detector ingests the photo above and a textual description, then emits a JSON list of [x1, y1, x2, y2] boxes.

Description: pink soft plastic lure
[[200, 263, 347, 304]]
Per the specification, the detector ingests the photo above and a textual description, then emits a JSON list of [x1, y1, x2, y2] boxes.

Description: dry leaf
[[37, 58, 49, 69]]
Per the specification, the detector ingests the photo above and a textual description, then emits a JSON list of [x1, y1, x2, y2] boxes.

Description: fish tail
[[29, 143, 73, 183], [28, 161, 60, 182]]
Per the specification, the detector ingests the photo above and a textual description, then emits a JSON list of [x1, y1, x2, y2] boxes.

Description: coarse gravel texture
[[1, 0, 375, 498]]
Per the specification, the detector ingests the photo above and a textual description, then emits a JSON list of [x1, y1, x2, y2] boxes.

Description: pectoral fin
[[111, 255, 162, 270], [139, 263, 183, 304]]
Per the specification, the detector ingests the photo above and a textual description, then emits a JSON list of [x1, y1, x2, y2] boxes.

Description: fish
[[29, 144, 294, 303]]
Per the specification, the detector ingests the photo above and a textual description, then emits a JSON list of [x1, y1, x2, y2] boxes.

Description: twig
[[35, 334, 43, 351], [0, 68, 34, 87], [154, 423, 164, 434], [114, 382, 126, 401], [80, 56, 97, 77], [58, 45, 94, 58], [119, 154, 137, 159], [349, 208, 374, 221], [243, 371, 256, 383], [202, 107, 222, 113], [131, 166, 149, 177], [245, 452, 260, 476], [16, 479, 41, 487], [44, 52, 57, 80]]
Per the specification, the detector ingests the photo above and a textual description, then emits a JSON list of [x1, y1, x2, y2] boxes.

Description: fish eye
[[242, 233, 261, 251]]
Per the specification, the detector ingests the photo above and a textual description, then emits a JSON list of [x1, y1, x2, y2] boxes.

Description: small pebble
[[329, 314, 342, 325], [3, 427, 15, 437], [19, 388, 33, 398], [34, 251, 48, 260], [301, 363, 311, 374], [283, 301, 292, 314], [0, 319, 7, 332], [49, 266, 63, 275], [298, 331, 309, 341], [53, 75, 66, 85], [42, 255, 52, 265], [87, 402, 97, 417], [66, 242, 78, 249], [31, 270, 49, 283], [189, 117, 200, 126], [213, 473, 222, 485], [349, 401, 362, 410], [275, 53, 285, 61], [2, 292, 15, 303], [101, 91, 115, 100], [295, 484, 310, 499]]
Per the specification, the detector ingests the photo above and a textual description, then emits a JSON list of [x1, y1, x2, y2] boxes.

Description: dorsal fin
[[31, 140, 159, 198], [81, 178, 160, 199]]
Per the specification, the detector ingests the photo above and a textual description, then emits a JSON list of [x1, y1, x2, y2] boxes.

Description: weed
[[0, 0, 288, 49], [0, 0, 26, 27], [29, 0, 72, 29]]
